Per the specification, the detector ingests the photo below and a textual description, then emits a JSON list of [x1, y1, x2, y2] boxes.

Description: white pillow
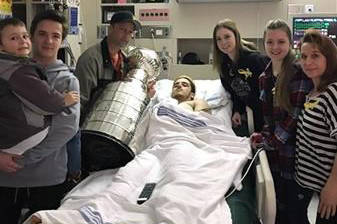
[[154, 79, 233, 128], [155, 79, 231, 109]]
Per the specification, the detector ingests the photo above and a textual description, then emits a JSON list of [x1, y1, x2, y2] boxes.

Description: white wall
[[81, 0, 337, 45], [79, 0, 337, 78], [170, 1, 287, 38], [79, 0, 100, 52]]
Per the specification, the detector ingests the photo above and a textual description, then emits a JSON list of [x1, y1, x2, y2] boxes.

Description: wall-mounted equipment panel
[[101, 0, 169, 3], [139, 8, 169, 21], [133, 0, 169, 2], [101, 5, 135, 24], [1, 0, 12, 19], [292, 15, 337, 51], [31, 0, 60, 2], [69, 7, 79, 35], [136, 25, 171, 38], [97, 25, 171, 39], [177, 0, 281, 3]]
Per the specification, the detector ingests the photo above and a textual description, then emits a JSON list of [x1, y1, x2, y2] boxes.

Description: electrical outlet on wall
[[304, 4, 314, 13], [288, 4, 304, 14], [136, 25, 171, 39]]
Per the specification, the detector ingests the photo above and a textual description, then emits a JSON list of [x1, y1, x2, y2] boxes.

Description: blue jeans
[[66, 130, 81, 174]]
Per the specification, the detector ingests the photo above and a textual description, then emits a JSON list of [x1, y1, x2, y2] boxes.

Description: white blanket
[[25, 101, 251, 224]]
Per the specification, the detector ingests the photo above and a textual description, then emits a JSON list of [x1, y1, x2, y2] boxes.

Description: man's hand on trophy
[[124, 56, 140, 82], [127, 55, 138, 70]]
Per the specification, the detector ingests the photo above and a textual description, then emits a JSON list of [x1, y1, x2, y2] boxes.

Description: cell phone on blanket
[[137, 183, 156, 205]]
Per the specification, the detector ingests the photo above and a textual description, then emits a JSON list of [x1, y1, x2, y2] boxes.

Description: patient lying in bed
[[27, 75, 251, 224], [171, 75, 210, 113]]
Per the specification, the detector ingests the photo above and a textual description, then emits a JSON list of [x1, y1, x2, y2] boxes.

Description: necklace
[[271, 75, 277, 96]]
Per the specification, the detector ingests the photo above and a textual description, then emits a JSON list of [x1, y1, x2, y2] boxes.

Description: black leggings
[[272, 176, 337, 224]]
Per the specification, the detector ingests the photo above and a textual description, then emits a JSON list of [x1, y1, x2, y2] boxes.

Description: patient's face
[[171, 78, 194, 103]]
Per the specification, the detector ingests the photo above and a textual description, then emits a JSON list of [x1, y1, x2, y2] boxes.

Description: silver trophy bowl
[[81, 47, 162, 171]]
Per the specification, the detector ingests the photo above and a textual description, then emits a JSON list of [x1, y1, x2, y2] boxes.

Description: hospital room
[[1, 0, 337, 223]]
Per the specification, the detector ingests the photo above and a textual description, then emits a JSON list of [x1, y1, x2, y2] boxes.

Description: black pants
[[272, 175, 337, 224], [0, 183, 66, 224]]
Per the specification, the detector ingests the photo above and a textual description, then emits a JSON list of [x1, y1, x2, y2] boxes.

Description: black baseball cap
[[110, 11, 141, 31]]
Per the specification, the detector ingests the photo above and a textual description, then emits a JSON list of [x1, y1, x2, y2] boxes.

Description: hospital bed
[[25, 78, 276, 224], [155, 78, 276, 224]]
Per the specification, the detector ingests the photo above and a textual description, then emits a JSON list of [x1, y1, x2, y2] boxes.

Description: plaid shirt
[[259, 62, 313, 179]]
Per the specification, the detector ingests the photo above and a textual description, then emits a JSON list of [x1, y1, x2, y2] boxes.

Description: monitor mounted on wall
[[292, 15, 337, 52]]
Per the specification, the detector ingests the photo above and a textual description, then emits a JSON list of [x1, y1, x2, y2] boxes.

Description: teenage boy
[[0, 11, 80, 224]]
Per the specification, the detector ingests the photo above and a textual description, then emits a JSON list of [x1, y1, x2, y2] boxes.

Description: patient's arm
[[179, 101, 194, 111], [180, 99, 210, 113], [193, 99, 210, 112]]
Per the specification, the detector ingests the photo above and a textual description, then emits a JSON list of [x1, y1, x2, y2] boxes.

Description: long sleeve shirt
[[0, 60, 80, 187], [75, 37, 129, 125], [220, 49, 268, 131], [259, 62, 313, 178], [0, 53, 67, 151]]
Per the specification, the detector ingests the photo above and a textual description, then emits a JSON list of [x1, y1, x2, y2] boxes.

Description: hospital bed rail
[[246, 106, 276, 224]]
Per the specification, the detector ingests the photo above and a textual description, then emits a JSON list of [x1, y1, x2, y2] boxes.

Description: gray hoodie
[[0, 60, 80, 187], [0, 53, 67, 151]]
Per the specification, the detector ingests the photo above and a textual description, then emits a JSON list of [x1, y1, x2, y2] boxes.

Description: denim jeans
[[66, 130, 81, 174]]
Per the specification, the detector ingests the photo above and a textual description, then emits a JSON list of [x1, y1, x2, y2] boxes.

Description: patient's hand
[[147, 80, 156, 98], [31, 215, 42, 224]]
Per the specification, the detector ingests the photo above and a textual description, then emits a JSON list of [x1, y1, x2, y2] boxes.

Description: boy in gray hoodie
[[0, 17, 79, 156], [0, 12, 80, 224]]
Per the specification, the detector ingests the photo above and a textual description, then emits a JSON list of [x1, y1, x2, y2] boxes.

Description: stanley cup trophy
[[81, 47, 162, 171]]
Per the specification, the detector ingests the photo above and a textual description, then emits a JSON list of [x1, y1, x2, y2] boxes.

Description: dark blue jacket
[[220, 49, 269, 131]]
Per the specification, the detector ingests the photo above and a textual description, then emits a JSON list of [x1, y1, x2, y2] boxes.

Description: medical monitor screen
[[293, 17, 337, 50]]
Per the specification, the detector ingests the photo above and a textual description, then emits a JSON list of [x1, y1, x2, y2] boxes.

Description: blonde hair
[[264, 19, 296, 112]]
